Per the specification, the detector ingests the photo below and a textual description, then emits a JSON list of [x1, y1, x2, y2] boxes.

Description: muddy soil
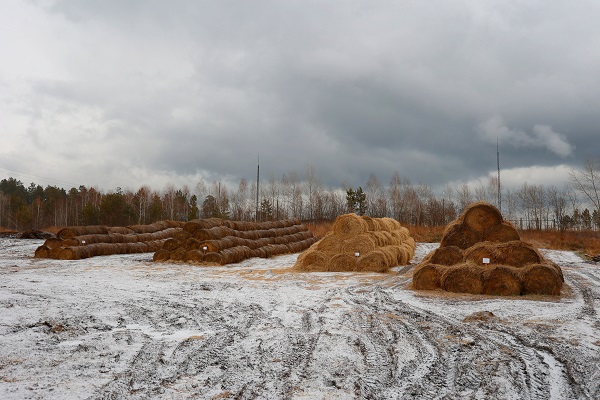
[[1, 239, 599, 399]]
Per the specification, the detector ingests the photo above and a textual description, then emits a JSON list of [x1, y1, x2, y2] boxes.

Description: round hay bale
[[43, 237, 63, 249], [328, 253, 358, 272], [163, 238, 181, 252], [520, 264, 562, 295], [381, 245, 402, 266], [183, 221, 202, 233], [173, 230, 191, 241], [378, 218, 396, 232], [332, 213, 367, 236], [483, 221, 520, 243], [462, 202, 503, 232], [423, 245, 463, 266], [441, 263, 484, 294], [361, 216, 378, 231], [356, 250, 390, 273], [496, 241, 542, 267], [340, 234, 377, 255], [49, 247, 64, 259], [316, 233, 344, 253], [146, 240, 165, 252], [169, 248, 187, 262], [482, 265, 522, 296], [440, 222, 481, 250], [34, 245, 51, 258], [203, 252, 224, 265], [398, 244, 412, 264], [413, 264, 446, 290], [107, 226, 135, 235], [294, 250, 329, 271], [57, 225, 108, 239], [126, 242, 148, 253], [463, 242, 498, 265], [153, 249, 171, 261], [545, 261, 565, 282]]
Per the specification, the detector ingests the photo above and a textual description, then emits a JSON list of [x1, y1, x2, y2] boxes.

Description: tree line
[[1, 159, 599, 231]]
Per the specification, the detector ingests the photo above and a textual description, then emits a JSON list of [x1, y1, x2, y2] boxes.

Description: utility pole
[[255, 154, 260, 221], [497, 138, 501, 212]]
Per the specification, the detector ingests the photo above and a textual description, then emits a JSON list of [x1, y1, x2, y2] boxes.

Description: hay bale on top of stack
[[293, 213, 415, 273], [153, 218, 318, 266], [412, 201, 563, 296]]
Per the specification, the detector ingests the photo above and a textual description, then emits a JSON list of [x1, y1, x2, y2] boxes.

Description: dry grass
[[520, 230, 600, 257]]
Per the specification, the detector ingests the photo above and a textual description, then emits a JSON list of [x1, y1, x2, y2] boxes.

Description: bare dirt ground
[[1, 238, 599, 399]]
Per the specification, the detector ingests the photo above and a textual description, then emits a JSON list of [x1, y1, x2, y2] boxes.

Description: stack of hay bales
[[293, 213, 415, 273], [412, 202, 564, 296], [153, 218, 318, 265], [34, 220, 185, 260]]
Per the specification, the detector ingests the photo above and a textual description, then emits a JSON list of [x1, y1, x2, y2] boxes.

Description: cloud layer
[[1, 0, 598, 192]]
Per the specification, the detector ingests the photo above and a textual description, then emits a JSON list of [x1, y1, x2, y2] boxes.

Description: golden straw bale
[[462, 202, 503, 232], [545, 261, 564, 282], [361, 216, 378, 231], [463, 242, 498, 265], [398, 227, 411, 241], [381, 245, 403, 266], [441, 263, 484, 294], [483, 221, 520, 243], [34, 245, 51, 258], [519, 264, 562, 295], [422, 245, 464, 266], [378, 218, 396, 232], [382, 217, 402, 231], [482, 265, 522, 296], [153, 249, 171, 261], [316, 233, 344, 253], [495, 241, 542, 267], [413, 264, 447, 290], [399, 244, 412, 264], [328, 253, 358, 272], [43, 237, 63, 249], [356, 250, 390, 273], [440, 222, 481, 250], [294, 250, 330, 271], [57, 247, 87, 260], [340, 234, 377, 255], [186, 250, 204, 263], [332, 213, 367, 236]]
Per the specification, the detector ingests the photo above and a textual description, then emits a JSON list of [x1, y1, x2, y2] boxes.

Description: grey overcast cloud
[[1, 0, 598, 193]]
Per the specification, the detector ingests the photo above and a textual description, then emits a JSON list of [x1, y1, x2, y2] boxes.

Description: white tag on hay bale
[[482, 257, 490, 264], [355, 252, 360, 257]]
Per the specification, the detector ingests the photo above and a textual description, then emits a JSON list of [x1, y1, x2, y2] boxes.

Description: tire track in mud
[[341, 282, 586, 399]]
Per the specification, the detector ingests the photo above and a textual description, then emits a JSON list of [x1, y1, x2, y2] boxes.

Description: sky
[[1, 0, 599, 195]]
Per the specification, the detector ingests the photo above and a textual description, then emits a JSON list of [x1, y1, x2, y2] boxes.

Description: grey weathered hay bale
[[332, 213, 367, 236], [107, 226, 135, 235], [495, 241, 542, 267], [57, 225, 108, 239], [440, 221, 481, 250], [483, 221, 520, 243], [441, 263, 484, 294], [422, 245, 463, 266], [482, 265, 522, 296], [462, 201, 503, 232], [153, 249, 171, 261], [186, 250, 204, 263], [34, 245, 51, 258], [519, 264, 562, 295], [43, 237, 64, 249], [356, 250, 390, 273], [126, 242, 149, 253], [413, 264, 447, 290]]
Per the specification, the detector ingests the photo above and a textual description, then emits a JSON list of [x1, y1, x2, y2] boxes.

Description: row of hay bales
[[153, 218, 319, 265], [413, 202, 564, 296], [293, 213, 415, 273], [34, 220, 185, 260]]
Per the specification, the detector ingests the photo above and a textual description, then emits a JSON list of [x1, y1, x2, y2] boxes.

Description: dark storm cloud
[[2, 0, 599, 192]]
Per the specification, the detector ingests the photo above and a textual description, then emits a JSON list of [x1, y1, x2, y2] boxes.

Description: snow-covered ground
[[1, 238, 599, 399]]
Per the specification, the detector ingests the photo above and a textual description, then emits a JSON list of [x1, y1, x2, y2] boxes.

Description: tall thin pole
[[256, 154, 260, 221], [497, 138, 501, 212]]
